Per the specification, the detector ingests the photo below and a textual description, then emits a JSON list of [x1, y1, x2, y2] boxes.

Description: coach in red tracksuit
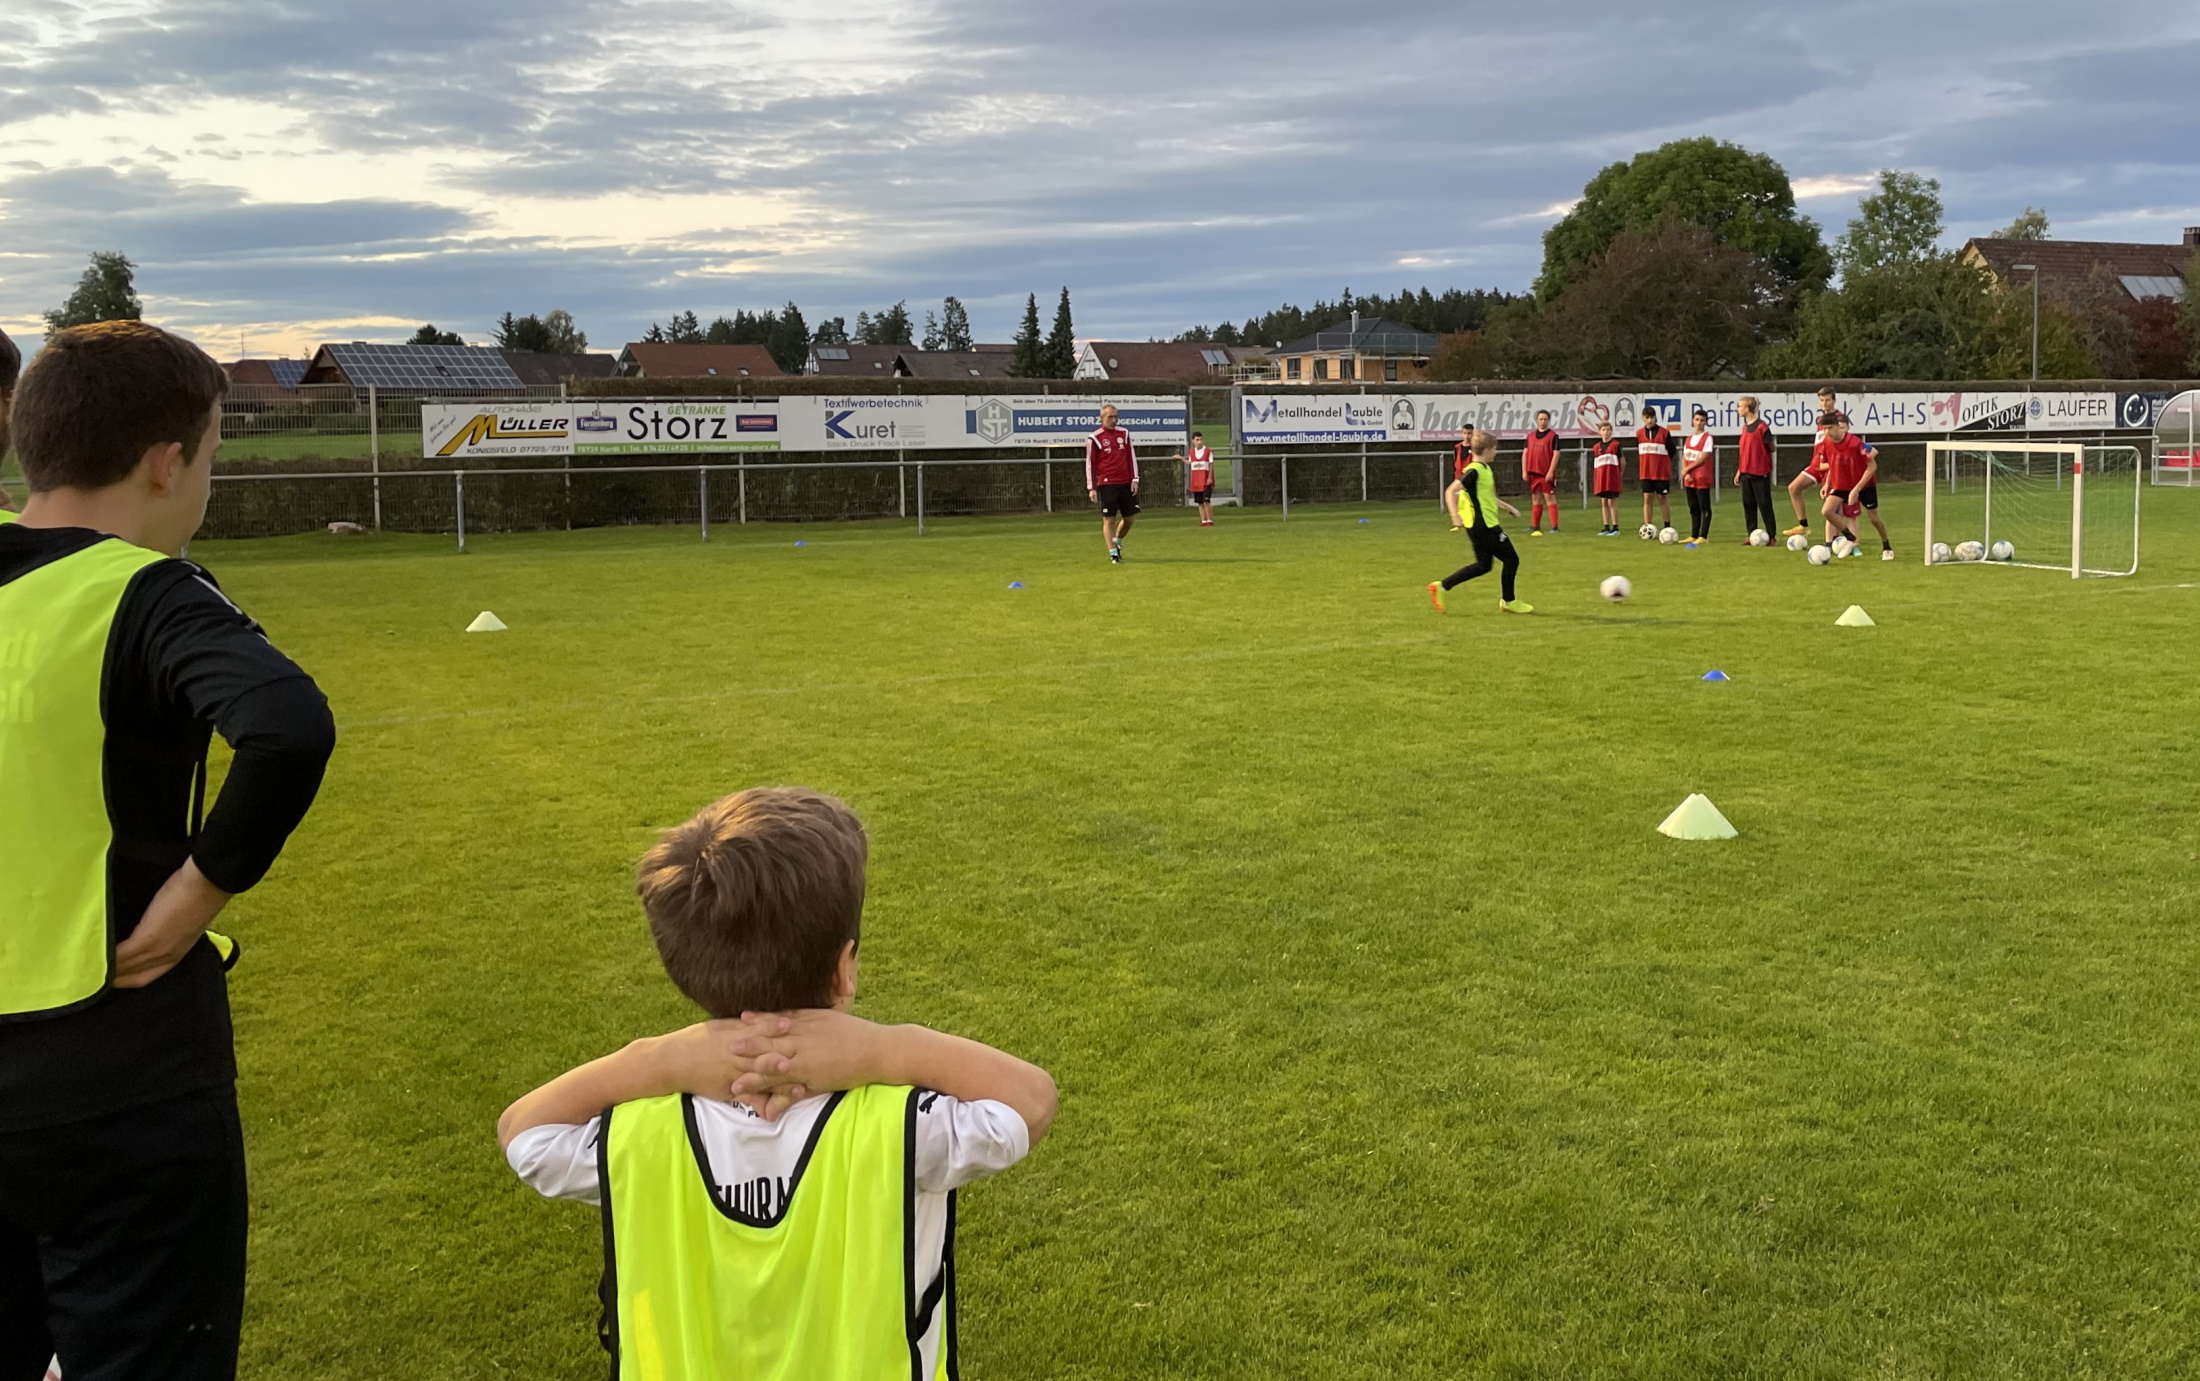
[[1086, 403, 1139, 564]]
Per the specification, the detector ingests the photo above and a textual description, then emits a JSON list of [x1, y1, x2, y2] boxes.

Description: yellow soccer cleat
[[1500, 599, 1535, 614], [1427, 581, 1446, 612]]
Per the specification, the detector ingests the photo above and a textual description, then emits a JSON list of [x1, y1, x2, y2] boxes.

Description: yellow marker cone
[[1835, 604, 1875, 627], [1658, 793, 1738, 840], [466, 611, 507, 632]]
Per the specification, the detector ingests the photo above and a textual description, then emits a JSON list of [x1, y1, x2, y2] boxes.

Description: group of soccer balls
[[1929, 540, 2017, 564]]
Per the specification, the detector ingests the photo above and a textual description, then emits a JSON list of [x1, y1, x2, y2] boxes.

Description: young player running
[[1178, 430, 1216, 525], [1635, 405, 1674, 536], [1522, 409, 1560, 535], [1814, 411, 1876, 554], [1786, 386, 1842, 536], [1428, 431, 1531, 614], [1085, 403, 1138, 563], [1680, 407, 1715, 546], [1734, 395, 1778, 542], [1591, 420, 1623, 533], [1442, 424, 1477, 529]]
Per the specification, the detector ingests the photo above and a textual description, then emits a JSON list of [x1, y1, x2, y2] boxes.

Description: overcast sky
[[2, 0, 2196, 358]]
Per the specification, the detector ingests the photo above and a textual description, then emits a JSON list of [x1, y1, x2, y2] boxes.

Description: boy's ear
[[832, 940, 859, 1002]]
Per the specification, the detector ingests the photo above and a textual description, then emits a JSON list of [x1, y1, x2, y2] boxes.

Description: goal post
[[1922, 442, 2139, 579]]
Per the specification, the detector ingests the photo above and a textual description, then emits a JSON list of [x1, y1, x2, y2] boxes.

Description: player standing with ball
[[1085, 403, 1138, 563], [1635, 404, 1675, 536], [1590, 420, 1623, 534], [1734, 395, 1778, 542]]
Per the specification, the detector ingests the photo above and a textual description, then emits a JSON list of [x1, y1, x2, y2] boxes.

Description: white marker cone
[[1658, 793, 1737, 840], [466, 611, 507, 632], [1835, 605, 1875, 627]]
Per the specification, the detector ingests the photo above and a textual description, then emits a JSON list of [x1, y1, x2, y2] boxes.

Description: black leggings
[[1739, 473, 1776, 535], [1443, 526, 1518, 602], [1685, 486, 1713, 539]]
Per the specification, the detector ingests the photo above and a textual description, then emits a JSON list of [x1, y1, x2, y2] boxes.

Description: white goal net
[[1922, 443, 2140, 578]]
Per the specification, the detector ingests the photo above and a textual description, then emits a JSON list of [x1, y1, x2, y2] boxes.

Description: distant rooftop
[[302, 342, 526, 391]]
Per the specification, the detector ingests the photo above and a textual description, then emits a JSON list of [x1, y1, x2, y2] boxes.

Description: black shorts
[[1096, 484, 1140, 518], [1855, 483, 1878, 510], [1190, 487, 1214, 504], [1640, 479, 1670, 495]]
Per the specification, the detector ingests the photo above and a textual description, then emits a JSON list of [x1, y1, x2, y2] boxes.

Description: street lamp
[[2012, 262, 2039, 381]]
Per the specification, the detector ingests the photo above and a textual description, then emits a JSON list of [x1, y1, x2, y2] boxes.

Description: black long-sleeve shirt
[[0, 525, 335, 1130]]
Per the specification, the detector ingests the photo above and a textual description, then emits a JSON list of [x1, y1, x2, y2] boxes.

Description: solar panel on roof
[[816, 347, 850, 360], [1200, 349, 1229, 366], [323, 343, 525, 391], [268, 360, 307, 388], [2121, 275, 2182, 301]]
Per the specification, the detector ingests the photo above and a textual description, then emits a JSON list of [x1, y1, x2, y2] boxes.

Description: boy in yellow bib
[[499, 787, 1057, 1380]]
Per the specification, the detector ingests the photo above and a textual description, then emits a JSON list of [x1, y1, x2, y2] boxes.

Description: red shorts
[[1527, 475, 1556, 496]]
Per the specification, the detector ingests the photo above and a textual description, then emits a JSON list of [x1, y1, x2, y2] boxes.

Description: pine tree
[[1041, 286, 1076, 377], [920, 310, 944, 351], [940, 296, 974, 352], [768, 302, 809, 372], [1010, 293, 1043, 376]]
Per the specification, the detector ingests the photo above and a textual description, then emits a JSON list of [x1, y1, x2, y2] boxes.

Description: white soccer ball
[[1955, 540, 1986, 562], [1807, 544, 1832, 566], [1600, 574, 1632, 602], [1990, 540, 2015, 562], [1748, 528, 1770, 547], [1638, 523, 1657, 540], [1831, 535, 1857, 559], [1786, 534, 1808, 552], [1930, 541, 1952, 564], [1658, 526, 1678, 544]]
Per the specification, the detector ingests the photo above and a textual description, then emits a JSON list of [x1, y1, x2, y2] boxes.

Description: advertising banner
[[569, 398, 781, 454], [421, 401, 573, 459], [1247, 390, 2123, 444], [960, 395, 1187, 447], [776, 395, 969, 452]]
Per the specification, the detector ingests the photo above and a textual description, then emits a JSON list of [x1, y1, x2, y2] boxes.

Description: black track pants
[[1443, 526, 1518, 602], [1685, 486, 1713, 539], [1739, 473, 1776, 536]]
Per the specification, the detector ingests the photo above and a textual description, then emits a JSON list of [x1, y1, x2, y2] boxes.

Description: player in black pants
[[1427, 431, 1532, 614]]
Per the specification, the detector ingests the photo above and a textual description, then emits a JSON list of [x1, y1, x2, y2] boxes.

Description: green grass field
[[198, 483, 2200, 1379]]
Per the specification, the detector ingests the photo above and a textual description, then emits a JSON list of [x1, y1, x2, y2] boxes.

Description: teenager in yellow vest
[[500, 787, 1057, 1380], [0, 323, 335, 1380]]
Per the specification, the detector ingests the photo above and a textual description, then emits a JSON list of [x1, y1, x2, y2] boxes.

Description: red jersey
[[1085, 427, 1137, 487], [1590, 439, 1624, 494], [1814, 435, 1873, 491], [1454, 442, 1473, 480], [1186, 443, 1214, 492], [1635, 426, 1674, 481], [1521, 428, 1559, 477], [1735, 420, 1774, 476], [1681, 430, 1715, 488]]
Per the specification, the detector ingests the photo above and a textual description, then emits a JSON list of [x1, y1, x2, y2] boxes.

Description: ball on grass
[[1955, 540, 1986, 562], [1599, 574, 1631, 602], [1748, 528, 1770, 547], [1807, 544, 1832, 566], [1638, 523, 1657, 540], [1658, 526, 1678, 544], [1786, 534, 1808, 552], [1990, 539, 2015, 561], [1930, 541, 1952, 564]]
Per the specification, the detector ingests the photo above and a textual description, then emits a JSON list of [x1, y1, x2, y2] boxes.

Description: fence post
[[455, 470, 466, 554], [700, 468, 709, 542], [1045, 461, 1052, 512], [1360, 440, 1368, 503], [917, 464, 925, 535], [369, 385, 383, 531], [739, 459, 748, 524], [1281, 454, 1289, 521], [899, 452, 907, 517]]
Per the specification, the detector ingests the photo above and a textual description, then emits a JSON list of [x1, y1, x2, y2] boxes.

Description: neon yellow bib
[[0, 536, 167, 1017], [603, 1085, 952, 1381]]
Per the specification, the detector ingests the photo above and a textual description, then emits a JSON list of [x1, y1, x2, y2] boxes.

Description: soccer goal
[[1922, 442, 2140, 578]]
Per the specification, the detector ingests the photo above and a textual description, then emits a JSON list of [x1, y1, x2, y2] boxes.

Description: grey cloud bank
[[1, 0, 2194, 353]]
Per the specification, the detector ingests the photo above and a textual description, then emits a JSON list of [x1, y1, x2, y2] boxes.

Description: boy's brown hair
[[11, 321, 226, 492], [636, 787, 869, 1016], [1471, 430, 1498, 459]]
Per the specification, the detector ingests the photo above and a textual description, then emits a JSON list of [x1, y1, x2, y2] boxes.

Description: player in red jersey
[[1786, 386, 1842, 535], [1590, 420, 1624, 534], [1813, 411, 1877, 554], [1522, 410, 1560, 535], [1178, 430, 1217, 525], [1085, 403, 1138, 563], [1442, 424, 1478, 529], [1679, 406, 1715, 546], [1733, 395, 1778, 542], [1635, 405, 1674, 536]]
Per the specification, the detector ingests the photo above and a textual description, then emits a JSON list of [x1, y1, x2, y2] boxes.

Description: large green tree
[[1535, 138, 1829, 300], [45, 251, 142, 330], [494, 310, 587, 353], [1041, 288, 1076, 377], [1009, 294, 1043, 377]]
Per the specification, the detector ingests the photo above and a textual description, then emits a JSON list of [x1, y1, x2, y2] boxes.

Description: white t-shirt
[[508, 1091, 1029, 1378]]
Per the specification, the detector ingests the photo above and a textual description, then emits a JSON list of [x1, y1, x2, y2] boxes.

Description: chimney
[[2185, 226, 2200, 248], [1350, 308, 1360, 338]]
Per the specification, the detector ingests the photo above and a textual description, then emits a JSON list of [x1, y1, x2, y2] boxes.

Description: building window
[[1313, 358, 1329, 381], [1287, 356, 1302, 380], [1384, 359, 1399, 382]]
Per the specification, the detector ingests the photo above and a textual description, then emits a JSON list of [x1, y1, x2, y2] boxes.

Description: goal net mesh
[[1924, 444, 2139, 576]]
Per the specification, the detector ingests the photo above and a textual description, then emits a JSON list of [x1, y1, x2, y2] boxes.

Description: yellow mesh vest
[[602, 1085, 955, 1381], [0, 536, 166, 1018]]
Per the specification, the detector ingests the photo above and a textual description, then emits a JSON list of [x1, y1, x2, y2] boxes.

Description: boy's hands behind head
[[724, 1009, 883, 1117]]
